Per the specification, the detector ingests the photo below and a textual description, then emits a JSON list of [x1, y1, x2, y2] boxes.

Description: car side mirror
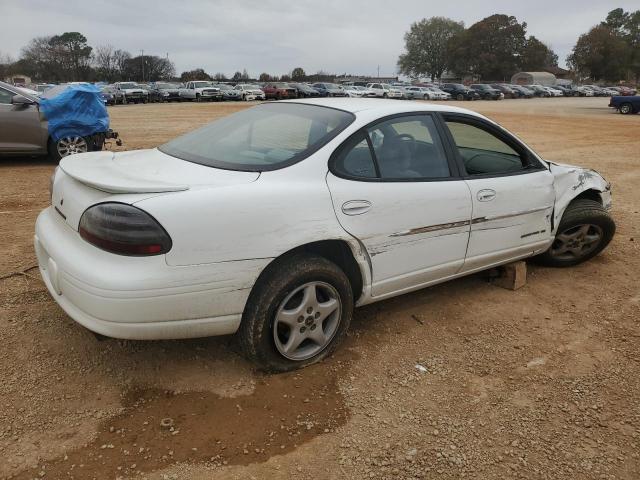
[[11, 94, 35, 106]]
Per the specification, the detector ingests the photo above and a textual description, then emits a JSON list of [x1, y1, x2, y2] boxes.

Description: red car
[[262, 83, 298, 100]]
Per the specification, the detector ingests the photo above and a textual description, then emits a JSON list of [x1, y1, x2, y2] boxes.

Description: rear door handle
[[342, 200, 372, 216], [477, 189, 496, 202]]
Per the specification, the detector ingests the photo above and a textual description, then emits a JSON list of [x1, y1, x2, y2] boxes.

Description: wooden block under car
[[491, 261, 527, 290]]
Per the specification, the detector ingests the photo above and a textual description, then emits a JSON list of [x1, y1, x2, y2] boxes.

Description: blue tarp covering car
[[40, 84, 110, 141]]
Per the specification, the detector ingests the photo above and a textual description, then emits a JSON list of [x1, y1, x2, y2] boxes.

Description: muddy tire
[[238, 254, 353, 373], [536, 199, 615, 267]]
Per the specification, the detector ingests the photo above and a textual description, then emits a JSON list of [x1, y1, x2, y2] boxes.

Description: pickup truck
[[609, 95, 640, 114], [179, 81, 223, 102], [112, 82, 149, 104]]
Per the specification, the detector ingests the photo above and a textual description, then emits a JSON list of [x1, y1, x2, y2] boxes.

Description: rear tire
[[536, 199, 615, 267], [238, 254, 353, 372], [619, 103, 634, 114]]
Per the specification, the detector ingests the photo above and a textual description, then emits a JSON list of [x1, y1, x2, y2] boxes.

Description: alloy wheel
[[549, 224, 603, 261], [272, 281, 342, 361], [56, 136, 88, 158]]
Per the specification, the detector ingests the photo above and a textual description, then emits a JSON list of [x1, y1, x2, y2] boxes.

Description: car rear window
[[159, 103, 355, 171]]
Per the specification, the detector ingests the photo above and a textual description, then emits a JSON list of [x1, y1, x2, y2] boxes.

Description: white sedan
[[36, 99, 616, 372]]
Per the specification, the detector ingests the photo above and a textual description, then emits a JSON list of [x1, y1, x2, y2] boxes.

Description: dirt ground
[[1, 97, 639, 480]]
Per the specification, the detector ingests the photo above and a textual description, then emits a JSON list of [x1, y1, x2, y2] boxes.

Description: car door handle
[[477, 189, 496, 202], [342, 200, 372, 216]]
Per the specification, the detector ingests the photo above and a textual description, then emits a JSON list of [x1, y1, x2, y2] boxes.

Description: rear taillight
[[78, 203, 172, 256]]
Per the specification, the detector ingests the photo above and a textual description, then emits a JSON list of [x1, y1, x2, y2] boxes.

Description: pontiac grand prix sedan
[[36, 99, 615, 372]]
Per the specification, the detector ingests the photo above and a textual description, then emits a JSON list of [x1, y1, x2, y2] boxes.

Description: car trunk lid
[[54, 148, 259, 229]]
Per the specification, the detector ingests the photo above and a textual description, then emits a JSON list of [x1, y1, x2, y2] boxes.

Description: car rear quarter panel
[[134, 157, 357, 267]]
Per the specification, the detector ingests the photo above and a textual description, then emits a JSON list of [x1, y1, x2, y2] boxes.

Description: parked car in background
[[263, 82, 298, 100], [289, 83, 321, 98], [365, 83, 403, 99], [233, 84, 266, 101], [0, 81, 118, 161], [214, 83, 243, 101], [509, 85, 535, 98], [402, 86, 432, 100], [148, 82, 182, 102], [542, 86, 563, 97], [34, 84, 56, 95], [344, 85, 367, 97], [100, 86, 116, 106], [582, 85, 608, 97], [36, 98, 615, 372], [613, 86, 637, 96], [609, 95, 640, 114], [601, 87, 620, 96], [574, 86, 594, 97], [441, 83, 478, 101], [179, 81, 223, 102], [490, 84, 517, 99], [526, 85, 551, 97], [553, 85, 577, 97], [313, 83, 349, 97], [113, 82, 149, 104], [469, 84, 503, 100], [425, 86, 451, 100]]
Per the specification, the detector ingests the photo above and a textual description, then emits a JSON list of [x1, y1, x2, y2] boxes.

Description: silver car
[[0, 81, 117, 161]]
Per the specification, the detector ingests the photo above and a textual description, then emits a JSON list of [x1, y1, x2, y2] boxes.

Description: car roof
[[280, 97, 482, 117]]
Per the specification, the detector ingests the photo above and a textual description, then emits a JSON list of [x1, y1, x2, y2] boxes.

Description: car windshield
[[156, 83, 177, 89], [159, 103, 355, 171], [192, 82, 212, 87], [215, 84, 232, 90], [119, 83, 138, 89]]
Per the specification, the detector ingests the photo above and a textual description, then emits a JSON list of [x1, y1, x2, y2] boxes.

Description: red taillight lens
[[79, 203, 172, 256]]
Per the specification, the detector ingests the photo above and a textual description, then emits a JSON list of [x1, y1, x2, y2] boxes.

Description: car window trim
[[329, 111, 462, 183], [439, 113, 547, 179]]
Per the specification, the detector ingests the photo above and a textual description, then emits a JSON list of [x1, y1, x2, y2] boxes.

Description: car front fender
[[549, 161, 611, 233]]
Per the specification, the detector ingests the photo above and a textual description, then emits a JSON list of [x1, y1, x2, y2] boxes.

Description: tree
[[521, 36, 558, 71], [397, 17, 464, 80], [180, 68, 210, 81], [94, 45, 132, 82], [213, 72, 227, 80], [120, 55, 174, 82], [241, 68, 250, 80], [567, 25, 630, 82], [448, 14, 528, 80], [291, 67, 306, 80], [50, 32, 93, 80], [20, 32, 92, 81], [232, 71, 243, 81], [280, 74, 291, 82], [601, 8, 640, 82], [258, 72, 272, 82]]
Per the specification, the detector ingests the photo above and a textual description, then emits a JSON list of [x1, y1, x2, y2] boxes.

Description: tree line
[[0, 32, 175, 83], [398, 8, 639, 83]]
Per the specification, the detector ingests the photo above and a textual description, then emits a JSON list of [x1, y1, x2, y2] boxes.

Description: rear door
[[441, 114, 555, 272], [0, 87, 46, 154], [326, 113, 472, 298]]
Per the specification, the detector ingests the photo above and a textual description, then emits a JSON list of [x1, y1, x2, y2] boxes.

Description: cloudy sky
[[3, 0, 637, 77]]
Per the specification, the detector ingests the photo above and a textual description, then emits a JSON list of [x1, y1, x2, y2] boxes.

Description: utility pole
[[377, 65, 380, 80], [141, 49, 144, 82]]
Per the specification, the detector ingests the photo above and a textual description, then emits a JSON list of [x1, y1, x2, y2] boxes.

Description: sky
[[3, 0, 637, 78]]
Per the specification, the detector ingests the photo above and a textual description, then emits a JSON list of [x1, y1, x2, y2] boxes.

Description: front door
[[0, 87, 45, 153], [441, 114, 556, 272], [326, 113, 472, 298]]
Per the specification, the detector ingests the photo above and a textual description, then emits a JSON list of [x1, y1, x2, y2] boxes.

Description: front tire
[[238, 254, 353, 372], [536, 199, 615, 267], [48, 135, 89, 162]]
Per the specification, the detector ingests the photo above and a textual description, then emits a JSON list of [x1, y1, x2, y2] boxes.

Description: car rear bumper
[[35, 207, 270, 340]]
